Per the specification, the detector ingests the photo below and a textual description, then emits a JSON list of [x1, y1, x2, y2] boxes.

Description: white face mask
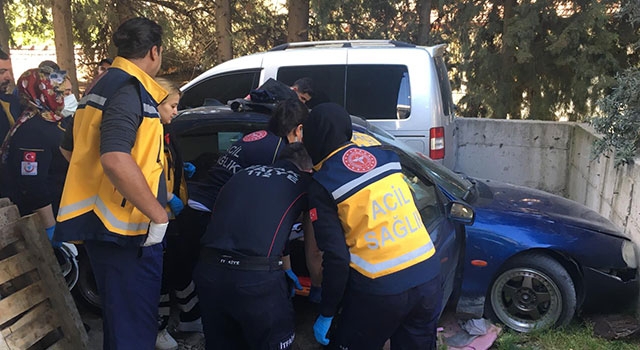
[[62, 94, 78, 117]]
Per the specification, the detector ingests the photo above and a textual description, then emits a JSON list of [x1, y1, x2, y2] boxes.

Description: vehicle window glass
[[277, 65, 346, 107], [218, 131, 244, 152], [179, 70, 260, 109], [176, 125, 261, 179], [346, 65, 409, 120], [398, 158, 443, 228], [397, 72, 411, 119], [434, 57, 454, 117]]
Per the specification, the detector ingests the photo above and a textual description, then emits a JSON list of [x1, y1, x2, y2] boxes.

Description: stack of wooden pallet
[[0, 198, 88, 349]]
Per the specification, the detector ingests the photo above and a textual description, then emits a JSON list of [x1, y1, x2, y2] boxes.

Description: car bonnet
[[474, 178, 626, 239]]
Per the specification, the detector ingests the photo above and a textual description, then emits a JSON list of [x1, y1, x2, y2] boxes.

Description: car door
[[394, 148, 461, 309]]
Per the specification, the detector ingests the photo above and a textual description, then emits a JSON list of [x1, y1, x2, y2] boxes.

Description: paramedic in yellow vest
[[0, 48, 20, 143], [303, 103, 442, 350], [54, 17, 168, 350]]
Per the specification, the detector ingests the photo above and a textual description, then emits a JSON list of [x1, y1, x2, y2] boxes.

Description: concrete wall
[[453, 118, 640, 244]]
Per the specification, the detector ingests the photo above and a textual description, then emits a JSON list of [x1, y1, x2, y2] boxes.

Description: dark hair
[[38, 60, 60, 71], [99, 58, 113, 66], [293, 77, 314, 96], [0, 48, 8, 60], [268, 98, 309, 138], [112, 17, 163, 59], [278, 142, 313, 171]]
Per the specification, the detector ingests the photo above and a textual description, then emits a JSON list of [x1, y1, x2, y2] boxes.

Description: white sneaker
[[156, 328, 178, 350], [177, 318, 203, 333]]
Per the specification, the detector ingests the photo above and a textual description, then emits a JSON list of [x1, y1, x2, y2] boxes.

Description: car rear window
[[179, 70, 260, 109]]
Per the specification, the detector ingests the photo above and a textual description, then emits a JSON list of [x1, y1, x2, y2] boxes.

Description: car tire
[[71, 245, 102, 314], [486, 253, 576, 332]]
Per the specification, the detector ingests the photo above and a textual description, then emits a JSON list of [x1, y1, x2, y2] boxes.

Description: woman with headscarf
[[0, 67, 69, 245]]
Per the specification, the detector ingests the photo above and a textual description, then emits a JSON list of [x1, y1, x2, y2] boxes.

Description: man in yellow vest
[[55, 17, 168, 350], [303, 103, 442, 350]]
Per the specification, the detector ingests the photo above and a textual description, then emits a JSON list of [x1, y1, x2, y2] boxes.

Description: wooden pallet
[[0, 199, 88, 349]]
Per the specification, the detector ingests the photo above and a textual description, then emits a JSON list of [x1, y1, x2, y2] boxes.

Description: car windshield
[[363, 122, 475, 201]]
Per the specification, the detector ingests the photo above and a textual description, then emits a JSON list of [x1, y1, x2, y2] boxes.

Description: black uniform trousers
[[194, 260, 295, 350], [162, 206, 211, 327], [331, 274, 442, 350]]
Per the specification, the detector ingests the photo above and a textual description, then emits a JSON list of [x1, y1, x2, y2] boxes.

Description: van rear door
[[346, 48, 439, 160]]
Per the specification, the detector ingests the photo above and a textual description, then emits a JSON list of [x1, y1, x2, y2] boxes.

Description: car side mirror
[[446, 201, 474, 225]]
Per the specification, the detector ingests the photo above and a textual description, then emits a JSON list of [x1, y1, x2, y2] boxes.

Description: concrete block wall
[[453, 118, 640, 245], [454, 118, 574, 196], [567, 124, 640, 244]]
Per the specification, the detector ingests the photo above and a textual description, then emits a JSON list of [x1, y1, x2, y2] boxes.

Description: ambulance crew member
[[54, 17, 168, 350], [155, 77, 187, 350], [0, 68, 68, 244], [194, 143, 312, 349], [169, 98, 309, 332], [303, 103, 442, 350]]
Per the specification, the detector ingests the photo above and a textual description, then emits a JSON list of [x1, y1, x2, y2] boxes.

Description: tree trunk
[[0, 0, 10, 53], [416, 0, 432, 46], [215, 0, 233, 62], [496, 0, 516, 119], [287, 0, 309, 42], [51, 0, 79, 96], [0, 0, 13, 90]]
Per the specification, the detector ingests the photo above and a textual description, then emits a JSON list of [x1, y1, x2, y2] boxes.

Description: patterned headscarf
[[0, 68, 67, 163], [17, 68, 66, 122]]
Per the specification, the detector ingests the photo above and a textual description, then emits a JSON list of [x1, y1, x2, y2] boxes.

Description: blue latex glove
[[183, 162, 196, 178], [285, 269, 302, 297], [313, 315, 333, 346], [308, 285, 322, 304], [168, 195, 184, 216], [45, 225, 62, 248]]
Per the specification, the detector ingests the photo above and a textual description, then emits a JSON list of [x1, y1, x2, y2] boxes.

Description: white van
[[179, 40, 457, 168]]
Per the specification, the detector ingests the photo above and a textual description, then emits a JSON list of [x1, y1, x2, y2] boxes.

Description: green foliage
[[592, 68, 640, 166], [591, 0, 640, 165], [6, 0, 53, 46], [308, 0, 429, 44], [437, 0, 638, 121]]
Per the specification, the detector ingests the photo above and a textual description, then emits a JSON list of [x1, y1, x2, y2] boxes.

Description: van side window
[[346, 65, 410, 120], [434, 57, 455, 117], [277, 65, 346, 107], [179, 70, 260, 109], [278, 64, 410, 120]]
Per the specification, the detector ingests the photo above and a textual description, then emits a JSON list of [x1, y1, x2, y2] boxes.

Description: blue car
[[171, 105, 639, 333]]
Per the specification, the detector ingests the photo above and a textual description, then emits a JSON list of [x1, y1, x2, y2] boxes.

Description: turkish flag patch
[[23, 151, 36, 162], [309, 208, 318, 222]]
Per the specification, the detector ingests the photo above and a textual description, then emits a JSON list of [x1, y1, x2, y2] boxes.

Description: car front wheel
[[487, 253, 577, 332], [72, 245, 102, 314]]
